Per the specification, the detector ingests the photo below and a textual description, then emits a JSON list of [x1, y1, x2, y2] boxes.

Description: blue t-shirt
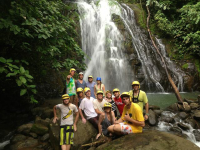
[[76, 80, 87, 90], [86, 81, 96, 98]]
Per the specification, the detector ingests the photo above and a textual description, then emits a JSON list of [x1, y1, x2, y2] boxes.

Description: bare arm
[[94, 85, 96, 98], [144, 102, 149, 120], [66, 75, 71, 84], [102, 85, 106, 96], [79, 108, 86, 124], [115, 117, 123, 124], [111, 111, 115, 124], [73, 112, 79, 131], [95, 109, 103, 115], [53, 105, 58, 123], [96, 113, 104, 139]]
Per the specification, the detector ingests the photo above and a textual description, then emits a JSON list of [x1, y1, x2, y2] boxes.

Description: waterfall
[[77, 0, 184, 92]]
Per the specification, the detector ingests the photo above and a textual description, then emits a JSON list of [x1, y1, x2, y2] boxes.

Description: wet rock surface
[[96, 130, 199, 150]]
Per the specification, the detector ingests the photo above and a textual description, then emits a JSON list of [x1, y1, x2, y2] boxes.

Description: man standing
[[93, 91, 107, 115], [86, 75, 96, 98], [66, 68, 76, 104], [129, 81, 149, 120], [76, 72, 87, 89], [53, 94, 79, 150], [79, 87, 99, 129], [113, 88, 125, 116], [108, 92, 145, 135]]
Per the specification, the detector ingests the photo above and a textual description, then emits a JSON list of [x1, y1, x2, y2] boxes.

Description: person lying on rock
[[96, 103, 115, 140], [129, 81, 149, 120], [107, 92, 145, 135], [113, 88, 125, 117], [53, 94, 79, 150], [79, 87, 99, 129], [93, 91, 107, 116]]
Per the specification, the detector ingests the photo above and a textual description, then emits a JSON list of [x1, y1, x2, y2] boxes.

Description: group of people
[[53, 68, 149, 150]]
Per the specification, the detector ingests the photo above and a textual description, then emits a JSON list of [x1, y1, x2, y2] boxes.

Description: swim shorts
[[60, 125, 74, 145], [120, 122, 133, 134]]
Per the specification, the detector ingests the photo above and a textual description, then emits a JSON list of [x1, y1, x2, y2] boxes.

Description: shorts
[[120, 122, 133, 134], [60, 125, 74, 145]]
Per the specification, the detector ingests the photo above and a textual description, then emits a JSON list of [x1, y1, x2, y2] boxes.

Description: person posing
[[76, 72, 87, 89], [66, 68, 76, 104], [94, 77, 106, 97], [96, 103, 115, 139], [76, 87, 85, 107], [108, 92, 145, 135], [53, 94, 79, 150], [79, 87, 99, 129], [105, 90, 117, 117], [93, 91, 107, 116], [113, 88, 125, 116], [86, 75, 96, 98], [129, 81, 149, 120]]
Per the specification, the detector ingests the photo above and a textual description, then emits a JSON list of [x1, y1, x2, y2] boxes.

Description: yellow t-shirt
[[129, 90, 148, 112], [121, 103, 144, 133]]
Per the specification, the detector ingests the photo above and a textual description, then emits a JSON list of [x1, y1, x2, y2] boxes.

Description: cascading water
[[77, 0, 184, 92]]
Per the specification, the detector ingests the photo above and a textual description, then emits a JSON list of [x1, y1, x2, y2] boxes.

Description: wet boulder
[[178, 112, 189, 120], [177, 123, 190, 131], [35, 116, 51, 127], [31, 123, 48, 136], [153, 110, 163, 117], [190, 103, 199, 110], [41, 133, 50, 142], [184, 98, 198, 104], [193, 129, 200, 141], [96, 130, 199, 150], [159, 116, 175, 124], [198, 95, 200, 105], [185, 118, 197, 129], [10, 134, 26, 143], [170, 126, 182, 134], [166, 103, 179, 112], [148, 109, 158, 126], [149, 105, 160, 110], [193, 110, 200, 121], [17, 123, 33, 135]]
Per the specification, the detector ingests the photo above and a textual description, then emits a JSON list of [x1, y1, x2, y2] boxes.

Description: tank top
[[95, 84, 105, 96], [101, 113, 111, 135]]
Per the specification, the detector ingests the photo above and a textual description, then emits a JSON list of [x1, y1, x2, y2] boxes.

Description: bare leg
[[107, 124, 122, 135], [61, 144, 71, 150]]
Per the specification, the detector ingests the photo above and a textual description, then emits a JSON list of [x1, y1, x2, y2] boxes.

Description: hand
[[74, 124, 77, 131], [67, 75, 71, 80], [124, 111, 130, 121], [53, 116, 58, 123], [96, 133, 101, 140], [144, 114, 149, 120], [82, 118, 86, 124]]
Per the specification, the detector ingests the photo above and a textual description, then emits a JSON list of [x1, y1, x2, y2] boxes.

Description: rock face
[[49, 118, 97, 150], [96, 130, 199, 150]]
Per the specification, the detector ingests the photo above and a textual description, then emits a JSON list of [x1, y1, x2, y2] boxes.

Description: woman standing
[[94, 77, 106, 97], [96, 103, 115, 139]]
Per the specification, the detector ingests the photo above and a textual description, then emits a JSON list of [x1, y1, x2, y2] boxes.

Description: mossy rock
[[31, 123, 48, 135]]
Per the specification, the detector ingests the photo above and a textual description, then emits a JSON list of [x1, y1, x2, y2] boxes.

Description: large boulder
[[190, 103, 199, 110], [193, 110, 200, 121], [96, 130, 199, 150], [17, 123, 33, 135], [31, 123, 48, 135], [49, 118, 97, 150], [148, 109, 158, 126]]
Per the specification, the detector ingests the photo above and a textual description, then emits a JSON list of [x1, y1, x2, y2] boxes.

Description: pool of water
[[147, 92, 200, 109]]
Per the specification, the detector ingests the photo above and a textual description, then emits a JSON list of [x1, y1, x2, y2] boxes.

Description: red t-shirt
[[114, 97, 125, 116]]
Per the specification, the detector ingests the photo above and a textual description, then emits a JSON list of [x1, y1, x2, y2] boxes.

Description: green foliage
[[182, 63, 189, 69], [0, 57, 37, 103], [0, 0, 86, 103], [145, 0, 200, 58], [195, 60, 200, 76]]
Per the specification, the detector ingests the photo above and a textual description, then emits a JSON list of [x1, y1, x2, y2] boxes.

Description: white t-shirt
[[56, 103, 78, 126], [93, 99, 107, 112], [79, 97, 97, 120]]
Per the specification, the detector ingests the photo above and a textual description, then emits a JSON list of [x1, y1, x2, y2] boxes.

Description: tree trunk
[[146, 6, 183, 103]]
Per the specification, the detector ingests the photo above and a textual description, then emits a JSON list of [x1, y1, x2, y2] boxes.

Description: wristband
[[146, 113, 149, 116]]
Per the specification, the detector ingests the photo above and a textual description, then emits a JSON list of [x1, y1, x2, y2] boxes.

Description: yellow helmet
[[84, 87, 90, 93], [132, 81, 140, 89], [70, 68, 76, 73], [77, 87, 83, 93], [113, 88, 120, 93], [62, 94, 70, 100], [88, 75, 93, 78], [104, 102, 112, 108], [97, 91, 104, 95], [120, 92, 130, 98]]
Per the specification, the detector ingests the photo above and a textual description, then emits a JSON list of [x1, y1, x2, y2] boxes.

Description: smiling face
[[113, 91, 120, 98], [85, 90, 91, 97], [97, 80, 101, 84], [132, 84, 139, 91], [122, 96, 131, 105], [70, 70, 75, 76], [88, 77, 93, 82], [79, 74, 83, 80], [78, 92, 83, 97], [97, 93, 103, 100], [104, 107, 111, 113], [106, 93, 112, 99], [63, 98, 70, 105]]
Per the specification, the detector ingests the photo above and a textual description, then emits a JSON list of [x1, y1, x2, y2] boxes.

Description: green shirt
[[129, 90, 148, 112], [66, 77, 76, 96]]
